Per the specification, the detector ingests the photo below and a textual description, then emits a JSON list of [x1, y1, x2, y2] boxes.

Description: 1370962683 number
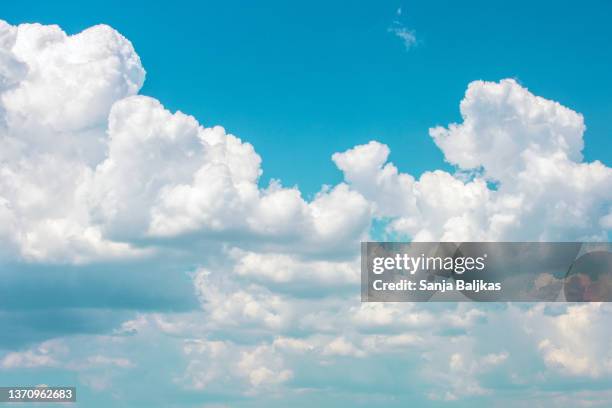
[[1, 387, 76, 403]]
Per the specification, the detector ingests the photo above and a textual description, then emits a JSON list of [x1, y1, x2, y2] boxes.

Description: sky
[[0, 1, 611, 407], [2, 0, 611, 195]]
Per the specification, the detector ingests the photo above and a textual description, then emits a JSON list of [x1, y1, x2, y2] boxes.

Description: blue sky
[[3, 0, 611, 195], [1, 1, 612, 407]]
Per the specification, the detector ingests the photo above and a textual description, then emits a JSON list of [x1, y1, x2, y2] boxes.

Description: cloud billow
[[335, 79, 612, 242]]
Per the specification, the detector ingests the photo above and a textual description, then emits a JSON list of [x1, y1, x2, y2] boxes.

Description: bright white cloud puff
[[0, 20, 370, 263], [335, 79, 612, 242]]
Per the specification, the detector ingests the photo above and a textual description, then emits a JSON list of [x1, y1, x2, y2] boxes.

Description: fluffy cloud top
[[431, 79, 585, 181], [0, 20, 370, 263], [0, 21, 148, 262], [335, 79, 612, 241]]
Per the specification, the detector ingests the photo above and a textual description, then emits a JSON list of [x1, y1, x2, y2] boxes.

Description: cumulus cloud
[[182, 338, 293, 392], [194, 268, 294, 331], [335, 79, 612, 242], [534, 303, 612, 378], [0, 20, 371, 263], [426, 350, 509, 401], [228, 247, 359, 286], [431, 79, 586, 180], [0, 21, 147, 262], [332, 141, 416, 218]]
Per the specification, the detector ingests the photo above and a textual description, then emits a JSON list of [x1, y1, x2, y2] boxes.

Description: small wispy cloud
[[388, 25, 417, 50], [388, 7, 417, 50]]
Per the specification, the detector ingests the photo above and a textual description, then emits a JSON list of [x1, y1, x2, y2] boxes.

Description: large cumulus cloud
[[334, 79, 612, 242], [0, 20, 370, 263], [0, 21, 146, 262]]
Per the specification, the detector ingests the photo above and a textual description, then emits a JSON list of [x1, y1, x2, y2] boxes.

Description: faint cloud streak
[[388, 24, 417, 50], [388, 7, 417, 50]]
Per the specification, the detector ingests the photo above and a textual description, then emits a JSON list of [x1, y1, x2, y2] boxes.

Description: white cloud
[[336, 79, 612, 242], [89, 95, 370, 252], [7, 23, 143, 134], [388, 25, 417, 50], [422, 337, 510, 401], [430, 79, 585, 181], [229, 247, 359, 285], [0, 349, 56, 369], [534, 303, 612, 378], [350, 302, 434, 328], [332, 141, 416, 218], [194, 268, 294, 331], [273, 336, 315, 353], [182, 338, 293, 392], [181, 339, 233, 390], [0, 340, 66, 369], [0, 20, 371, 263], [0, 21, 147, 262], [322, 336, 364, 357], [361, 333, 422, 351], [86, 355, 134, 368], [238, 344, 293, 388]]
